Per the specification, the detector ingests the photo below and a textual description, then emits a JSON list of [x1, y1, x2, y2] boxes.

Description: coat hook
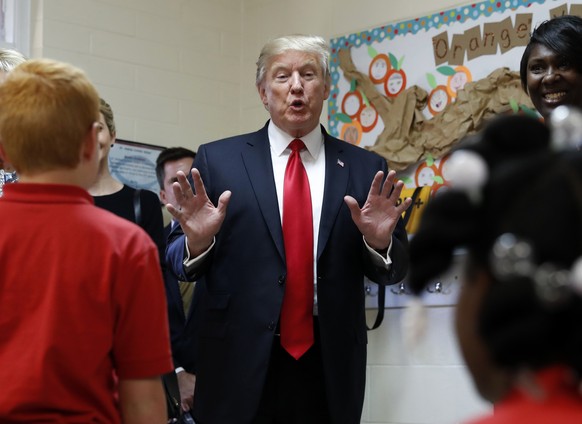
[[426, 281, 443, 294], [390, 281, 410, 295], [364, 283, 378, 296]]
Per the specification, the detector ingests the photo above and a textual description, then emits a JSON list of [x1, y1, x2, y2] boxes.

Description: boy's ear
[[81, 122, 99, 162], [0, 143, 9, 167]]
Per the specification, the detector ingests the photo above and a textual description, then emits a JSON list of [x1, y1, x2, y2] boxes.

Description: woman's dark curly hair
[[409, 114, 582, 374]]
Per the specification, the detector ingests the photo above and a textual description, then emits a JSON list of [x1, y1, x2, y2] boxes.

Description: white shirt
[[183, 122, 393, 310], [268, 121, 325, 269]]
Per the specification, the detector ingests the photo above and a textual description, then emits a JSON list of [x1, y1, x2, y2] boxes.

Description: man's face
[[257, 50, 330, 138], [159, 157, 194, 207]]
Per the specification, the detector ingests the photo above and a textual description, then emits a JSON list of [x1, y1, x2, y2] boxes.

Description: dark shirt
[[93, 184, 165, 262]]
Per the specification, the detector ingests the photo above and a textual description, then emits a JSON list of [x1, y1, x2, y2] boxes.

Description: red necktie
[[280, 139, 314, 360]]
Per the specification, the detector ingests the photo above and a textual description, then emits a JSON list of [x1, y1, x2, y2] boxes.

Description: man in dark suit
[[165, 34, 411, 424], [156, 147, 199, 412]]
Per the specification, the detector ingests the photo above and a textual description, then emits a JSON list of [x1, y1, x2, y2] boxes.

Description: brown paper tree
[[337, 47, 536, 171]]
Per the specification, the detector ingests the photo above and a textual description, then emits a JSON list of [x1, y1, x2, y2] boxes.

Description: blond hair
[[0, 59, 100, 174], [255, 34, 331, 86], [0, 48, 27, 72], [99, 97, 116, 136]]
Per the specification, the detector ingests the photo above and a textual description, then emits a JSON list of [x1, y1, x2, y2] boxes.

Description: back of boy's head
[[409, 113, 582, 373], [0, 58, 100, 175]]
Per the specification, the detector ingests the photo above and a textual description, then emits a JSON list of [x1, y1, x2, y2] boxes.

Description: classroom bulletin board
[[328, 0, 581, 193]]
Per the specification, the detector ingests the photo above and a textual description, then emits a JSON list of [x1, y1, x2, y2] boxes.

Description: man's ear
[[159, 189, 167, 204], [257, 84, 268, 108], [81, 122, 99, 162], [323, 75, 331, 100]]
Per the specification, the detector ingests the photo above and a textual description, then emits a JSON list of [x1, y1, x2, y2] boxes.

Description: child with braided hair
[[408, 113, 582, 423]]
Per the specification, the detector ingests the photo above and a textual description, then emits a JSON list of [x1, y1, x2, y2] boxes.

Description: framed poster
[[109, 139, 165, 197]]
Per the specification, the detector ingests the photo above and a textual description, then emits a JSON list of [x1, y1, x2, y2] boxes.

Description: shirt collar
[[268, 120, 324, 160]]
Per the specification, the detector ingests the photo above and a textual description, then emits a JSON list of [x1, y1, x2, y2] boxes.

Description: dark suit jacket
[[167, 122, 409, 424], [163, 223, 200, 372]]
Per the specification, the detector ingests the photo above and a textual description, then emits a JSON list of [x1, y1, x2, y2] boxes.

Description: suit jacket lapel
[[241, 123, 285, 261], [317, 129, 349, 260]]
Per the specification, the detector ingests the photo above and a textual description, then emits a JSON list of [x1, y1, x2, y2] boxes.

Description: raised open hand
[[344, 170, 412, 251], [165, 168, 231, 257]]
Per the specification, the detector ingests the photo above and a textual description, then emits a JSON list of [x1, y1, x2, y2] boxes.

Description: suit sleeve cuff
[[183, 236, 215, 272], [364, 236, 393, 268]]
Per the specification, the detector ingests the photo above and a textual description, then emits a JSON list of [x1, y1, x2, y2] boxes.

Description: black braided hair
[[408, 113, 582, 373]]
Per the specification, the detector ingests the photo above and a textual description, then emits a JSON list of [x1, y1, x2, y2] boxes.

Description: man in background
[[156, 146, 199, 412]]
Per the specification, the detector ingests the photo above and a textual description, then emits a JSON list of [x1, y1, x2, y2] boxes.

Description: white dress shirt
[[183, 122, 393, 311]]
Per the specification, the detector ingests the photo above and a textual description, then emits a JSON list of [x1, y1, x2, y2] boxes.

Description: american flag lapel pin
[[337, 158, 344, 168]]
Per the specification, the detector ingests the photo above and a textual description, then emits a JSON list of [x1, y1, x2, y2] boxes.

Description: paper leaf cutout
[[335, 112, 352, 123], [437, 66, 456, 76], [425, 153, 435, 167], [360, 90, 370, 107], [389, 53, 398, 70], [509, 98, 519, 113], [426, 73, 437, 90], [397, 55, 405, 70], [519, 104, 539, 118], [400, 177, 414, 185]]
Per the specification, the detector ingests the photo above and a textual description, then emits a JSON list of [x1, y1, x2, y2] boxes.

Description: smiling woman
[[520, 15, 582, 120]]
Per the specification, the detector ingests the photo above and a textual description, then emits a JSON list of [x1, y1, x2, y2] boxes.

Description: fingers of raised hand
[[173, 171, 195, 201], [393, 194, 413, 216], [381, 170, 399, 197], [387, 177, 406, 204], [367, 171, 384, 198], [191, 168, 211, 199]]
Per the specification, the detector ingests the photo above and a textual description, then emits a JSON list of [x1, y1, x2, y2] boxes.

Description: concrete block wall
[[362, 305, 490, 423], [35, 0, 243, 150]]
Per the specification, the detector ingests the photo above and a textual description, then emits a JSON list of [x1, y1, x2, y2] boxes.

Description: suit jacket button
[[278, 275, 285, 285]]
